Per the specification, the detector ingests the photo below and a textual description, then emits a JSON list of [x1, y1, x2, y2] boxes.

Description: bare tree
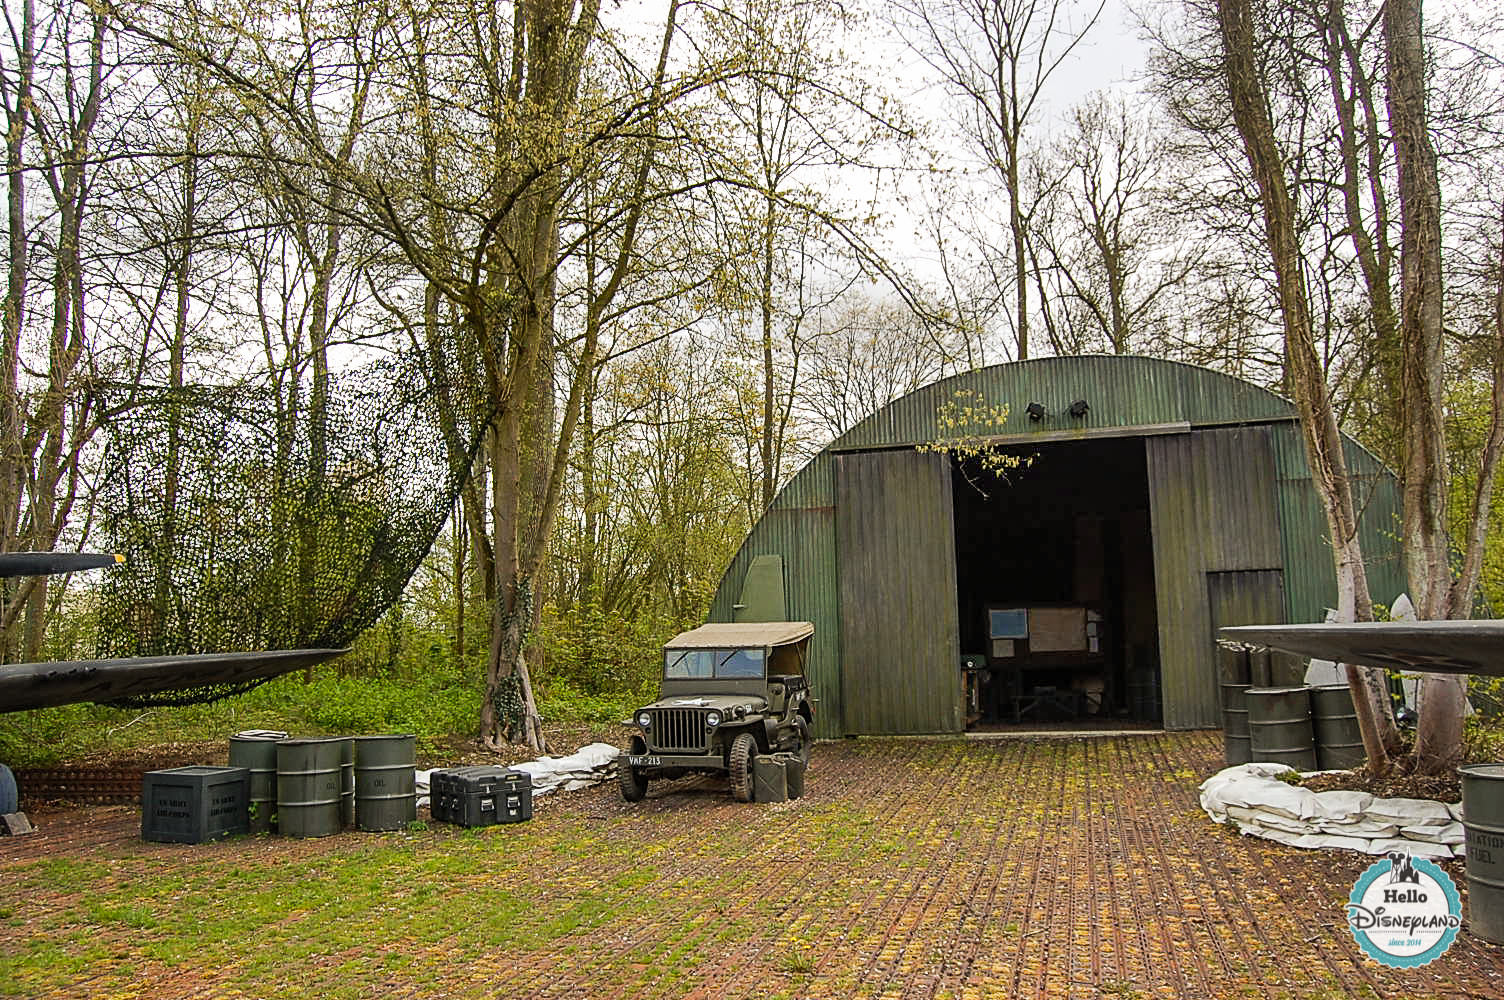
[[1032, 92, 1205, 355], [1213, 0, 1395, 768], [894, 0, 1104, 360], [0, 0, 124, 659], [1383, 0, 1469, 768]]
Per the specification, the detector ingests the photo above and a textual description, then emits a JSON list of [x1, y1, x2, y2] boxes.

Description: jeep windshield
[[663, 648, 765, 680]]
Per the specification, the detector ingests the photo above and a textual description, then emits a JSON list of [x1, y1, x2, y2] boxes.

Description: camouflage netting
[[95, 336, 493, 698]]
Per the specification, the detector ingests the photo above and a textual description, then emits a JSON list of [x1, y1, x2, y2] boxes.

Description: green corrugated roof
[[709, 355, 1404, 737]]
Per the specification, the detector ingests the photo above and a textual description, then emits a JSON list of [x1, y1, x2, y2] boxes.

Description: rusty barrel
[[1246, 686, 1316, 771], [1461, 764, 1504, 944], [228, 729, 287, 833], [1220, 683, 1251, 766], [1310, 684, 1365, 770]]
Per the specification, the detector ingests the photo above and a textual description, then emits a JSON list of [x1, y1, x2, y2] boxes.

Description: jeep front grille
[[648, 708, 709, 753]]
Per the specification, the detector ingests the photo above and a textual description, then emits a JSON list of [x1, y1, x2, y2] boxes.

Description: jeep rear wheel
[[619, 737, 648, 802], [728, 732, 756, 802]]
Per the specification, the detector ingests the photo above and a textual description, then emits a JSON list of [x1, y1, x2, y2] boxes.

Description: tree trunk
[[1216, 0, 1395, 767], [1384, 0, 1464, 772], [760, 193, 778, 509]]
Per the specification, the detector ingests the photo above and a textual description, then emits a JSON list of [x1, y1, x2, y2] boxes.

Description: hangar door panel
[[836, 450, 961, 734]]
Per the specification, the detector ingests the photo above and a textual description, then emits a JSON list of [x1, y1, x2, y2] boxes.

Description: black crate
[[429, 766, 531, 827], [142, 766, 250, 844]]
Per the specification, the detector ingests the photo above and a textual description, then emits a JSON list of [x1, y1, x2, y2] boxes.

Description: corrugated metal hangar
[[707, 356, 1404, 738]]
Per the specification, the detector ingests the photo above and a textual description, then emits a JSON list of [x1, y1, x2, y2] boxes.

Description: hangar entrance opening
[[952, 438, 1162, 729]]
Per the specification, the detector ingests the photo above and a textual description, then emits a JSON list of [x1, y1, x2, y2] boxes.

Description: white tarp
[[1200, 763, 1464, 858], [414, 743, 621, 808]]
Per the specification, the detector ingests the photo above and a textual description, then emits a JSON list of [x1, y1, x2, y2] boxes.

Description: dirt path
[[3, 730, 1502, 999]]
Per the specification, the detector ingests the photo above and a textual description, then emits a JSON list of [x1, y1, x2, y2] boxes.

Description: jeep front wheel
[[619, 738, 648, 802], [728, 732, 757, 802]]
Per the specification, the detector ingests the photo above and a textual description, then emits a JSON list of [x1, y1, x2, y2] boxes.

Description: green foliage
[[535, 599, 667, 698], [1445, 376, 1504, 616], [536, 682, 640, 724], [1467, 674, 1504, 762], [0, 664, 482, 767], [918, 389, 1029, 491], [0, 704, 100, 768]]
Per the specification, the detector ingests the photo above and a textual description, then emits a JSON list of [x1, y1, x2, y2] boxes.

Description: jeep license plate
[[628, 755, 661, 767]]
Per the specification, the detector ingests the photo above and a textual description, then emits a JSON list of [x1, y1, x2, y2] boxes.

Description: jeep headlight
[[706, 711, 722, 728], [636, 712, 652, 728]]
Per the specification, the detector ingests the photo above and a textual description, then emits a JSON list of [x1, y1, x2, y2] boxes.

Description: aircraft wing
[[0, 648, 347, 712], [1219, 620, 1504, 677]]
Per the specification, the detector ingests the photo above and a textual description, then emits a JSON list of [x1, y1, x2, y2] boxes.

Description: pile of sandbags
[[510, 743, 621, 796], [1200, 762, 1463, 859]]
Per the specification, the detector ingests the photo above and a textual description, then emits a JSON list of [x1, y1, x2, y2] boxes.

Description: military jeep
[[619, 621, 815, 802]]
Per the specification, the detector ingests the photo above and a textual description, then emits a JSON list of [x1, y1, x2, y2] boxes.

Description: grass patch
[[0, 668, 484, 766]]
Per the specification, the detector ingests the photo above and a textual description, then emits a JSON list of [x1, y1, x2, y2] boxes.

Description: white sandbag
[[1402, 822, 1465, 846], [509, 742, 623, 797], [1238, 822, 1306, 848], [1198, 762, 1298, 792], [1366, 797, 1454, 827], [1200, 770, 1307, 815], [1226, 805, 1313, 834], [1246, 782, 1322, 820], [1367, 837, 1453, 860], [1449, 801, 1465, 822], [1310, 790, 1374, 821], [1314, 818, 1400, 838], [1293, 832, 1374, 854], [1304, 659, 1342, 686]]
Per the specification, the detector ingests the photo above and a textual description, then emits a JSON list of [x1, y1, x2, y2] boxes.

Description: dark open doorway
[[952, 437, 1161, 729]]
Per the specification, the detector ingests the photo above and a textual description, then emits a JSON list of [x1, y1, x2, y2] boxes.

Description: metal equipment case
[[429, 766, 531, 826]]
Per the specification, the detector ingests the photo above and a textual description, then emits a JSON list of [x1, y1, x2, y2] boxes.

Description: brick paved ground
[[3, 730, 1502, 999]]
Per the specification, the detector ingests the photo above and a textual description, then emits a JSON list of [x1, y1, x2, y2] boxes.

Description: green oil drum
[[229, 729, 287, 833], [1310, 684, 1365, 770], [1246, 686, 1316, 771], [276, 738, 343, 838], [1461, 764, 1504, 944], [1220, 683, 1251, 766], [338, 737, 354, 829], [354, 734, 417, 832]]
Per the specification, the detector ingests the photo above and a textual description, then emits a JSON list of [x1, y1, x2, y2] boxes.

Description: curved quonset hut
[[707, 355, 1404, 738]]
